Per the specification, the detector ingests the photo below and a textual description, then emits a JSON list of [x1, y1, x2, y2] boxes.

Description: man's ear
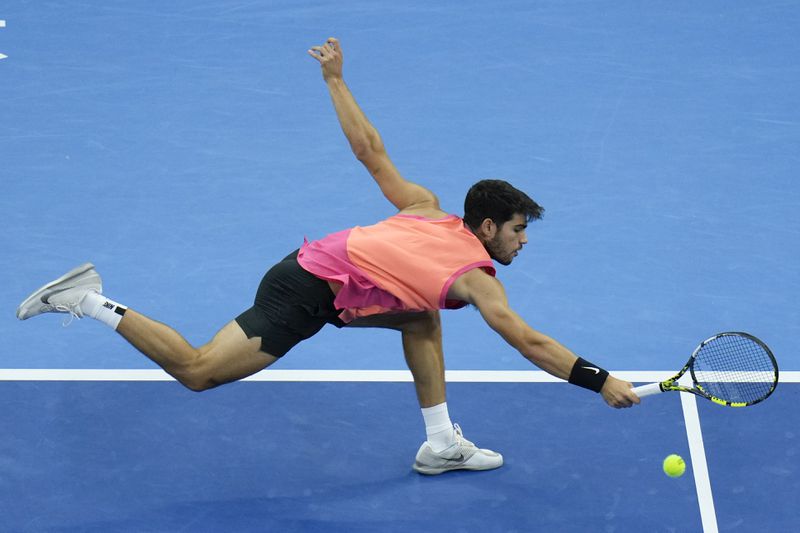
[[476, 218, 497, 239]]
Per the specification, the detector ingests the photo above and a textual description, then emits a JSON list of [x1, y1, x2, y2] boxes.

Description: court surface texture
[[1, 2, 798, 532]]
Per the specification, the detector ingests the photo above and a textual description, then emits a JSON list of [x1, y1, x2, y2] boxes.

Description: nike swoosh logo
[[40, 286, 71, 304], [415, 454, 466, 469], [582, 366, 600, 375]]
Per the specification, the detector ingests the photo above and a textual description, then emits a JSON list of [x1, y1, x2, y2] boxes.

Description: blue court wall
[[0, 1, 797, 371]]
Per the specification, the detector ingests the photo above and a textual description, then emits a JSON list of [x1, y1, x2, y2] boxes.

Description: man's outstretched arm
[[308, 37, 438, 212], [450, 269, 640, 408]]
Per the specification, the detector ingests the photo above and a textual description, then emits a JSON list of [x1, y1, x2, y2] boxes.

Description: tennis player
[[17, 37, 640, 476]]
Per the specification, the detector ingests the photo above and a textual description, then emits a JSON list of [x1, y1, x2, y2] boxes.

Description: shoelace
[[452, 424, 475, 449], [53, 303, 83, 327]]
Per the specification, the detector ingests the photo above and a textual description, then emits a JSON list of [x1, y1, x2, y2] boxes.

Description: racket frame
[[637, 332, 779, 407]]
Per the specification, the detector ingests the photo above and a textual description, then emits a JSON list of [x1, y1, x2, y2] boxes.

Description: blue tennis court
[[2, 2, 798, 531]]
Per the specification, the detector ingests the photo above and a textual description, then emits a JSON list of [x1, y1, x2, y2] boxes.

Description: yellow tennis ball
[[663, 454, 686, 477]]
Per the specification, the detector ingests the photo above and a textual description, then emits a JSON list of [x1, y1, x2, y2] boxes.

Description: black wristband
[[568, 357, 609, 393]]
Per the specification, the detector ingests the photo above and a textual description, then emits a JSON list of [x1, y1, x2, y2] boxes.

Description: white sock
[[421, 402, 456, 452], [79, 291, 127, 330]]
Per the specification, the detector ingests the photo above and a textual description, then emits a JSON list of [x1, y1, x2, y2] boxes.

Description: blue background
[[1, 2, 797, 531], [2, 0, 797, 371]]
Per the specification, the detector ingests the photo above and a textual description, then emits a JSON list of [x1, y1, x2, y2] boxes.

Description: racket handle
[[631, 383, 663, 398]]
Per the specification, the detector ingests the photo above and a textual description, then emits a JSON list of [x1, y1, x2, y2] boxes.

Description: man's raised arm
[[449, 269, 640, 409], [307, 37, 437, 212]]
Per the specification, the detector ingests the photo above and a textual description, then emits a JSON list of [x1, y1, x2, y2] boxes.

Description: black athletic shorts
[[235, 250, 346, 357]]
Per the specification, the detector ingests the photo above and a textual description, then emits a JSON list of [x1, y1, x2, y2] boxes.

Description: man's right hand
[[308, 37, 343, 81], [601, 375, 641, 408]]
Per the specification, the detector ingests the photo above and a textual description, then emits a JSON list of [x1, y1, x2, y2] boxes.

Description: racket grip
[[631, 383, 663, 398]]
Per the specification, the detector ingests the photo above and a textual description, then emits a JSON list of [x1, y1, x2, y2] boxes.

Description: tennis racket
[[632, 332, 778, 407]]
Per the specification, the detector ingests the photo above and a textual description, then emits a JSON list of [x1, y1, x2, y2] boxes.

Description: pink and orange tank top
[[297, 214, 496, 323]]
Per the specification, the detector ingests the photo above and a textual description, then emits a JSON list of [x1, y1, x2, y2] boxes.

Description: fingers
[[306, 45, 334, 63], [618, 392, 640, 408], [307, 47, 322, 62], [308, 45, 330, 56], [621, 381, 640, 406], [606, 382, 640, 409], [307, 37, 341, 61], [605, 395, 629, 409], [615, 391, 639, 408]]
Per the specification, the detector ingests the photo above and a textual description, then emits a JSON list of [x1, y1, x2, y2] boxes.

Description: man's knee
[[181, 375, 214, 392], [173, 351, 215, 392]]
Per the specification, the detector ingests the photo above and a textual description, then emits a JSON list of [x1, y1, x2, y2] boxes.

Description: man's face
[[484, 213, 528, 266]]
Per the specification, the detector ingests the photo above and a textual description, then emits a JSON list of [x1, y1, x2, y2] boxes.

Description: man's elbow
[[353, 134, 384, 161]]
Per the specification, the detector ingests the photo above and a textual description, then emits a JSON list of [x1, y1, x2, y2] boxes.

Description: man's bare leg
[[399, 312, 446, 408], [347, 311, 503, 473], [347, 311, 446, 407], [117, 310, 278, 391], [348, 311, 453, 444], [16, 263, 277, 391]]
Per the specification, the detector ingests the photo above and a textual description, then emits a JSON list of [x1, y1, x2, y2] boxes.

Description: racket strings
[[692, 334, 777, 404]]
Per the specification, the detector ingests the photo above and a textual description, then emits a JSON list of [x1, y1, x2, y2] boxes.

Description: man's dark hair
[[463, 179, 544, 230]]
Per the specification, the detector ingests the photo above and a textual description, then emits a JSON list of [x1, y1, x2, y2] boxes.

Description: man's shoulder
[[448, 267, 501, 302], [458, 267, 498, 283]]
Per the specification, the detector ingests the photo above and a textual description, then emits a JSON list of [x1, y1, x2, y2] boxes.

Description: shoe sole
[[412, 461, 503, 475], [16, 262, 96, 320]]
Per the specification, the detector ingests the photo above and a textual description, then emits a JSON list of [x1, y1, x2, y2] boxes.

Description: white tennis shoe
[[16, 263, 102, 322], [413, 424, 503, 475]]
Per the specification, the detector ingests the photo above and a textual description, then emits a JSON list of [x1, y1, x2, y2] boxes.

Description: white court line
[[681, 392, 719, 533], [1, 369, 798, 382], [0, 369, 715, 382]]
